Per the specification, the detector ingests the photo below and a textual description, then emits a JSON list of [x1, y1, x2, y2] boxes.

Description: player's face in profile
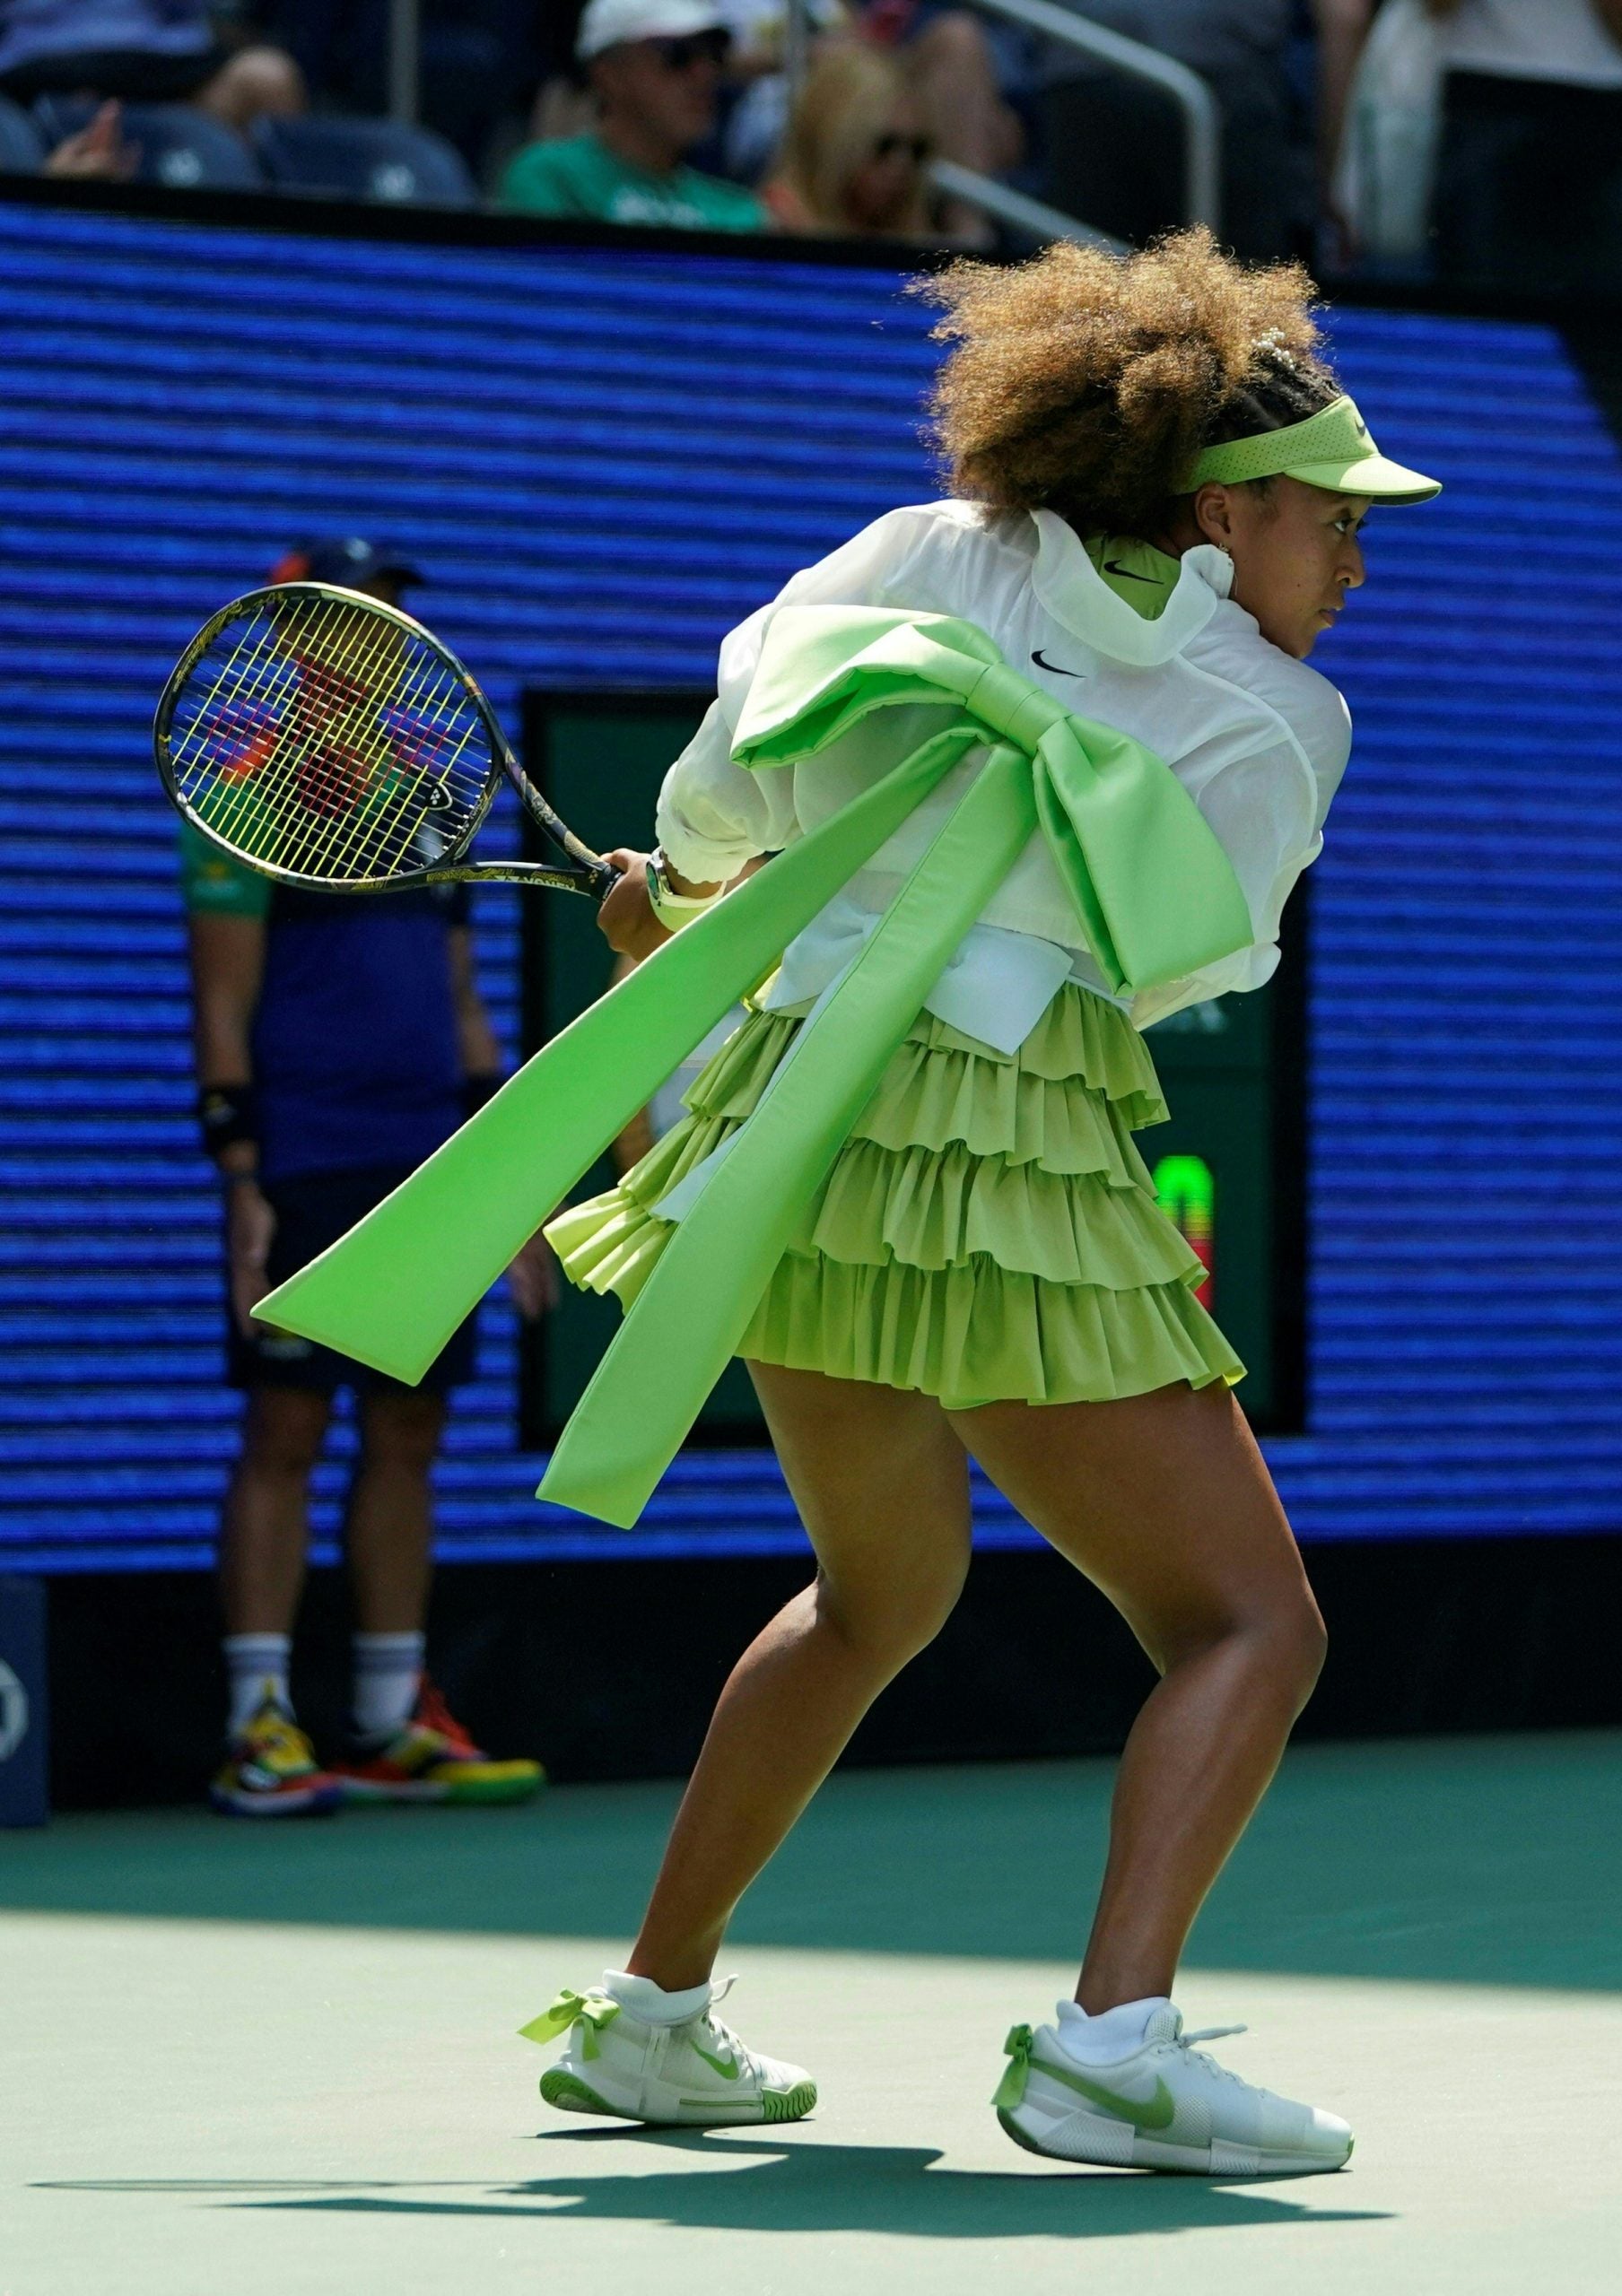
[[1213, 478, 1370, 661]]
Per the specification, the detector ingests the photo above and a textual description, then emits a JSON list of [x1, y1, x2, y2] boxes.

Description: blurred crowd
[[3, 0, 1621, 287]]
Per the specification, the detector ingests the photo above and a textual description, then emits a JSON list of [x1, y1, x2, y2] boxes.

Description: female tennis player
[[522, 230, 1439, 2173]]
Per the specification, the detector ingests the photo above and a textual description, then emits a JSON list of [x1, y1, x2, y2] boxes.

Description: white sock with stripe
[[352, 1631, 425, 1739], [223, 1632, 292, 1737]]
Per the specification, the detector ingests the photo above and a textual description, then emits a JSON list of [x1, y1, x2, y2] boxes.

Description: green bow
[[256, 607, 1251, 1526], [992, 2023, 1036, 2110], [518, 1987, 622, 2058]]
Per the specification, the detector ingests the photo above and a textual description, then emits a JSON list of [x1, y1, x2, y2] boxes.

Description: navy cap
[[267, 537, 424, 589]]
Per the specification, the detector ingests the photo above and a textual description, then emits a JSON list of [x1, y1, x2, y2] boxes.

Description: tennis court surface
[[5, 1732, 1618, 2296]]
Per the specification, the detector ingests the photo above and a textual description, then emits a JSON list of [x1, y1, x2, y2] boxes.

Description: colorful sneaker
[[520, 1976, 817, 2127], [209, 1697, 343, 1818], [329, 1677, 544, 1806], [994, 2002, 1353, 2176]]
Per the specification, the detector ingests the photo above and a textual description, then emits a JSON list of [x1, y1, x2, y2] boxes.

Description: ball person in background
[[185, 537, 552, 1817]]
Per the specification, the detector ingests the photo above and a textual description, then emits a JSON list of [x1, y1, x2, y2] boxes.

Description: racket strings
[[170, 596, 380, 874], [166, 590, 493, 885]]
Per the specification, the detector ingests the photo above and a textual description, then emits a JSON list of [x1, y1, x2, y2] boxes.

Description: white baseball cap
[[576, 0, 731, 61]]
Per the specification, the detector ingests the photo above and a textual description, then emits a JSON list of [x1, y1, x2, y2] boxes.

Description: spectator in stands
[[0, 2, 305, 133], [501, 0, 767, 231], [1328, 0, 1622, 293], [184, 537, 551, 1818], [859, 3, 1025, 243], [763, 39, 933, 237], [726, 4, 1024, 248]]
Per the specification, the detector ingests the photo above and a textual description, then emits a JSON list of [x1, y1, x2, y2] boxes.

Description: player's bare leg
[[951, 1379, 1325, 2009], [219, 1385, 330, 1635], [626, 1363, 972, 1990], [212, 1385, 338, 1815], [347, 1388, 445, 1634]]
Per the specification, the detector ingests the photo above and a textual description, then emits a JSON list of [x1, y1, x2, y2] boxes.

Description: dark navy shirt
[[180, 824, 467, 1187]]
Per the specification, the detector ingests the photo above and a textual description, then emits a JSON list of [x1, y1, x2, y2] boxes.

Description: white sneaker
[[994, 2002, 1353, 2176], [519, 1975, 816, 2127]]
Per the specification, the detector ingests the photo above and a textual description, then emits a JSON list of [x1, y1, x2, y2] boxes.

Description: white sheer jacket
[[653, 500, 1352, 1045]]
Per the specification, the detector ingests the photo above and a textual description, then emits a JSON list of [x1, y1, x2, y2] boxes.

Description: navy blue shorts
[[228, 1163, 478, 1396]]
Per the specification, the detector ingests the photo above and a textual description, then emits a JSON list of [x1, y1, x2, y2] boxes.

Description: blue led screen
[[2, 196, 1619, 1570]]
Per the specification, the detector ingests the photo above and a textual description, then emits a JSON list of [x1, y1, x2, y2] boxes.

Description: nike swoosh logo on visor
[[1031, 648, 1083, 678], [1103, 559, 1160, 584]]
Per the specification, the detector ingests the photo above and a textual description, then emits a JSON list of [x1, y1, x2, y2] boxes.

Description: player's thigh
[[947, 1380, 1321, 1675], [746, 1361, 973, 1647]]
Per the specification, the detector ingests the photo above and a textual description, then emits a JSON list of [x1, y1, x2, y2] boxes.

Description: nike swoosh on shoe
[[1032, 2052, 1176, 2131]]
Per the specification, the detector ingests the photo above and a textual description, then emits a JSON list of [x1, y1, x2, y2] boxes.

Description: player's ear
[[1192, 483, 1239, 551]]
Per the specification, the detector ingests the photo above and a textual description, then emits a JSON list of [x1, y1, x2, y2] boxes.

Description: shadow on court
[[37, 2139, 1395, 2240], [5, 1733, 1619, 1994]]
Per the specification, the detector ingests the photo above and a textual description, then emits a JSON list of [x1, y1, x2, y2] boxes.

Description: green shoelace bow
[[518, 1987, 622, 2059], [992, 2023, 1036, 2110], [257, 606, 1252, 1526]]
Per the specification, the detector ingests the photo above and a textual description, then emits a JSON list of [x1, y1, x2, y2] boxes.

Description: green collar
[[1084, 534, 1182, 622]]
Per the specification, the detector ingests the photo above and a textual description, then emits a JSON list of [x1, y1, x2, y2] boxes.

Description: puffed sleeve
[[1132, 676, 1352, 1027], [654, 506, 941, 883]]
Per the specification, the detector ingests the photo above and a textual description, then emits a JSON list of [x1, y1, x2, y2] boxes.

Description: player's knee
[[1277, 1591, 1329, 1705], [359, 1392, 446, 1475], [1159, 1580, 1326, 1709], [240, 1387, 330, 1478], [1238, 1586, 1327, 1711], [818, 1556, 967, 1668]]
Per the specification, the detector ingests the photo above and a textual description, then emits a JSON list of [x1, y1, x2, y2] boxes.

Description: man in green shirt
[[501, 0, 769, 232]]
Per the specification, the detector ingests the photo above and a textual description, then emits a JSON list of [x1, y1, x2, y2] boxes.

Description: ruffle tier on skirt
[[545, 983, 1244, 1411]]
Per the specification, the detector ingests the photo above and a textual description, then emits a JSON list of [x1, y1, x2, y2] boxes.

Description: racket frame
[[153, 581, 617, 900]]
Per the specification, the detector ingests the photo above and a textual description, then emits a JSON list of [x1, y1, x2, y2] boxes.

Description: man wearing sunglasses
[[501, 0, 769, 232]]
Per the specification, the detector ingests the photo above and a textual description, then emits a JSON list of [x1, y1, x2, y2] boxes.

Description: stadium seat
[[251, 114, 476, 207], [31, 98, 263, 189], [0, 94, 45, 173]]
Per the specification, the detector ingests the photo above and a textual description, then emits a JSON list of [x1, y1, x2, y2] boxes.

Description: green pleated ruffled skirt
[[545, 983, 1244, 1412]]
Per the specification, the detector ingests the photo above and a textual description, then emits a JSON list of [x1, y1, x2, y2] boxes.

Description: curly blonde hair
[[912, 229, 1339, 538]]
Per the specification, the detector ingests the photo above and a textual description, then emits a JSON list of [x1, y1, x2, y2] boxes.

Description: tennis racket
[[153, 581, 621, 900]]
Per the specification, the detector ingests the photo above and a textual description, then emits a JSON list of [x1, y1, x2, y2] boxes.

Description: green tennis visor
[[1184, 394, 1441, 502]]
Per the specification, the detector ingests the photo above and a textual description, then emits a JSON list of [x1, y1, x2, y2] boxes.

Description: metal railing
[[968, 0, 1220, 234], [929, 159, 1124, 253], [388, 0, 420, 124]]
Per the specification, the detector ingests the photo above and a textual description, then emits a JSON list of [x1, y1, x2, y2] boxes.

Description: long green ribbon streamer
[[256, 605, 1254, 1520], [253, 718, 981, 1381]]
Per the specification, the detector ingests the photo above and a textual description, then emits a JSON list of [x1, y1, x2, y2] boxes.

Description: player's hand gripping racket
[[153, 582, 620, 900]]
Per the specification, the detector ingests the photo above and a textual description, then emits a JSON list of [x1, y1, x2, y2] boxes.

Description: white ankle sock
[[352, 1631, 425, 1739], [223, 1633, 292, 1737], [602, 1969, 712, 2025], [1054, 1996, 1165, 2065]]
